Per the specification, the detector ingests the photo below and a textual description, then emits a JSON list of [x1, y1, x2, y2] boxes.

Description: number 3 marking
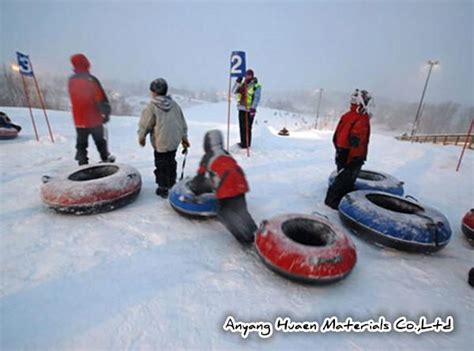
[[19, 57, 31, 72]]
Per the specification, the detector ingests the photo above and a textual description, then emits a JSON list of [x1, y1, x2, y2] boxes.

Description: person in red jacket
[[68, 53, 114, 165], [325, 89, 372, 209], [189, 129, 257, 244]]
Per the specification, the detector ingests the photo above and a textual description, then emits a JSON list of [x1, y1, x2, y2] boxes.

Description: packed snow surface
[[0, 102, 472, 350]]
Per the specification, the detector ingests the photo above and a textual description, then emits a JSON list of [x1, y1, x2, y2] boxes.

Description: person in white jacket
[[138, 78, 190, 198]]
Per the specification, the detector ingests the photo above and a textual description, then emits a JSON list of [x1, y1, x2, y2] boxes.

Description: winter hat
[[70, 54, 90, 73], [150, 78, 168, 96], [350, 89, 372, 112], [245, 69, 254, 78], [203, 129, 224, 153]]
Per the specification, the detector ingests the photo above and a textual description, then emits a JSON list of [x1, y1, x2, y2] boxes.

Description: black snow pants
[[75, 126, 109, 165], [238, 110, 255, 148], [324, 163, 363, 209], [217, 194, 257, 244], [154, 150, 177, 190]]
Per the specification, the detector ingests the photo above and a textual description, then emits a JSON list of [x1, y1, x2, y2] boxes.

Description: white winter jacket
[[138, 96, 188, 152]]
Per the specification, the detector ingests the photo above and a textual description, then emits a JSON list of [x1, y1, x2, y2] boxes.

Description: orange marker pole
[[456, 118, 473, 172], [31, 63, 54, 142], [20, 74, 39, 141]]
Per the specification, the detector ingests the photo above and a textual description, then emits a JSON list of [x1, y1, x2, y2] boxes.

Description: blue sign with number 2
[[230, 51, 246, 78]]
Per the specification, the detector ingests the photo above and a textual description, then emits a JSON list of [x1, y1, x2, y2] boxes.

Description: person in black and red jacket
[[68, 53, 114, 165], [325, 89, 372, 209], [189, 130, 257, 244]]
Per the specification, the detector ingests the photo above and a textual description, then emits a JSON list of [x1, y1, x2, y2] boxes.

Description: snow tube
[[169, 177, 217, 217], [462, 209, 474, 242], [255, 213, 357, 284], [339, 190, 451, 253], [0, 127, 19, 140], [41, 163, 141, 215], [329, 169, 404, 196]]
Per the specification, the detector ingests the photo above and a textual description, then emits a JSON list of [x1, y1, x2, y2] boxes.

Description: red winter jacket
[[333, 104, 371, 165], [197, 153, 249, 199], [68, 54, 109, 128]]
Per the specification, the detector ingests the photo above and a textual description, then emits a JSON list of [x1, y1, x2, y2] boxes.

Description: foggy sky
[[1, 0, 473, 104]]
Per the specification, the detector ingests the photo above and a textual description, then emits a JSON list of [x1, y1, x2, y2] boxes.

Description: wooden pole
[[456, 118, 473, 172], [226, 74, 232, 151], [244, 83, 250, 157], [20, 74, 39, 141], [31, 65, 54, 142]]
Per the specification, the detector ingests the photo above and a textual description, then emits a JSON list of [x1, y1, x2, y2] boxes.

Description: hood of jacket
[[203, 129, 224, 154], [151, 95, 173, 111], [71, 54, 90, 74]]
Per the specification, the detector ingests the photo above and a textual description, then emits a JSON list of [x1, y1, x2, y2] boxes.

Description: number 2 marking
[[230, 55, 243, 74]]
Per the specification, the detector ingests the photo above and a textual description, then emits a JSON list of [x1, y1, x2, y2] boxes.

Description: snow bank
[[0, 103, 472, 350]]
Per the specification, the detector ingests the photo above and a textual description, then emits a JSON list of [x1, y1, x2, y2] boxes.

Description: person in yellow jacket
[[232, 69, 262, 148]]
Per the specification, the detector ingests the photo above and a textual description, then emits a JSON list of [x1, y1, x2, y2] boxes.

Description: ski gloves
[[181, 138, 191, 154], [335, 147, 349, 169]]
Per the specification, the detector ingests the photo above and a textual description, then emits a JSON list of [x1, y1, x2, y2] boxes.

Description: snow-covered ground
[[0, 102, 472, 350]]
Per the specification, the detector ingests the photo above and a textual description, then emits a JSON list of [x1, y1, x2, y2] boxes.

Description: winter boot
[[156, 187, 169, 198], [100, 154, 116, 163]]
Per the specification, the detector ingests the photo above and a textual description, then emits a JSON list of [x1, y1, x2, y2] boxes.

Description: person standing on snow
[[324, 89, 372, 209], [232, 69, 262, 148], [189, 129, 257, 244], [68, 53, 114, 166], [138, 78, 190, 198]]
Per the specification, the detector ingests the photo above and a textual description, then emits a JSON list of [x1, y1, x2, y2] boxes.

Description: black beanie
[[150, 78, 168, 95]]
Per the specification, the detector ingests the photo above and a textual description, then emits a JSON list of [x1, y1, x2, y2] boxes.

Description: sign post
[[227, 51, 246, 151], [16, 52, 54, 142]]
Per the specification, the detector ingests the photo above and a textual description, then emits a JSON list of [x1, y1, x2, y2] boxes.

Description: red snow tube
[[255, 213, 357, 284], [462, 209, 474, 242], [0, 127, 19, 140], [41, 163, 142, 215]]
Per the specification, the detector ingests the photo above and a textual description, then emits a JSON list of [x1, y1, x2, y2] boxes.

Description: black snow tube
[[0, 127, 19, 140], [338, 190, 452, 253], [329, 169, 404, 196]]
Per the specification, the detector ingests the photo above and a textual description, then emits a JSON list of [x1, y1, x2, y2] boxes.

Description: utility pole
[[314, 88, 323, 129], [410, 60, 439, 138]]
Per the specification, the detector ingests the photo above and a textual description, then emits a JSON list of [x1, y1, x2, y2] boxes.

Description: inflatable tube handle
[[405, 195, 419, 202], [311, 210, 329, 220], [42, 175, 52, 184], [344, 194, 355, 204], [258, 220, 269, 237], [127, 173, 138, 179], [309, 255, 342, 266]]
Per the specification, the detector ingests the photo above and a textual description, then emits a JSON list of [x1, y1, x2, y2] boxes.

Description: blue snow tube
[[338, 190, 451, 253], [169, 177, 217, 218], [329, 169, 404, 196]]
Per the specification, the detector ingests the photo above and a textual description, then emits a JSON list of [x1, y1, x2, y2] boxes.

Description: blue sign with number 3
[[230, 51, 246, 78], [16, 52, 34, 76]]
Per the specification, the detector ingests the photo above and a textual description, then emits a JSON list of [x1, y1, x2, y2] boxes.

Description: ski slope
[[0, 102, 473, 350]]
